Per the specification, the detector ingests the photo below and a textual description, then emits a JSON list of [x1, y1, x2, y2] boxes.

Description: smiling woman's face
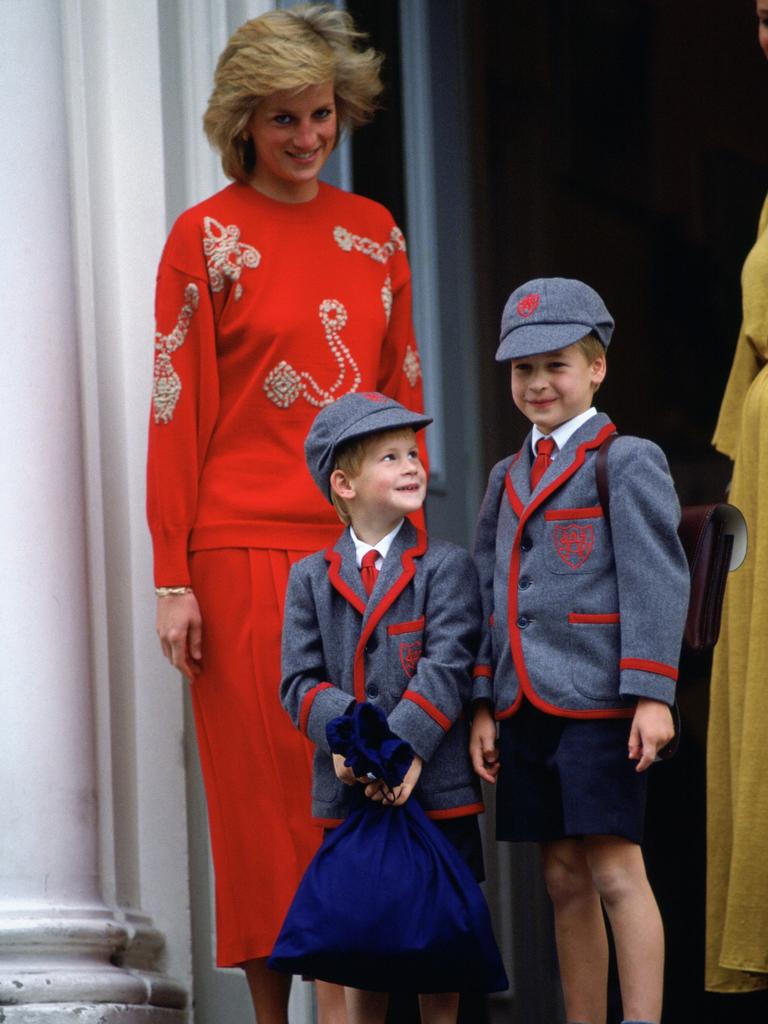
[[248, 81, 337, 203], [759, 1, 768, 60]]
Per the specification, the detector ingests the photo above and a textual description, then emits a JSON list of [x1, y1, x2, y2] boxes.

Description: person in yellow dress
[[706, 1, 768, 993]]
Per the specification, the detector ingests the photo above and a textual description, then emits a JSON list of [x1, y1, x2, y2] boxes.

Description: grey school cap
[[305, 392, 432, 502], [496, 277, 614, 361]]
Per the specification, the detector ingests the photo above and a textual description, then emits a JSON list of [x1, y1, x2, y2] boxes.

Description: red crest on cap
[[359, 392, 387, 403], [517, 293, 540, 318]]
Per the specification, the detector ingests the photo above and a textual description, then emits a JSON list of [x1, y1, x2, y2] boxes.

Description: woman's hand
[[628, 697, 675, 772], [156, 592, 203, 679]]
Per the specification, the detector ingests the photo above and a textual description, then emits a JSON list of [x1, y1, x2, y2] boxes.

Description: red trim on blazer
[[494, 691, 526, 720], [427, 802, 485, 820], [496, 693, 635, 721], [325, 548, 366, 615], [544, 506, 604, 520], [299, 682, 333, 734], [352, 529, 429, 702], [502, 511, 530, 717], [473, 664, 493, 678], [620, 658, 678, 681], [403, 690, 451, 731], [505, 463, 524, 517], [568, 612, 621, 624], [387, 616, 425, 635]]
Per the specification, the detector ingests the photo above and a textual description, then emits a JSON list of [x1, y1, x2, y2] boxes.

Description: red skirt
[[189, 547, 321, 966]]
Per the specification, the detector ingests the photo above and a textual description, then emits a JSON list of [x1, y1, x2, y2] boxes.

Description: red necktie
[[360, 549, 380, 596], [530, 437, 556, 490]]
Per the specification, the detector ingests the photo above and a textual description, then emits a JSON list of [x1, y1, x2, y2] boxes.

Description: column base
[[0, 914, 187, 1012], [0, 1006, 187, 1023]]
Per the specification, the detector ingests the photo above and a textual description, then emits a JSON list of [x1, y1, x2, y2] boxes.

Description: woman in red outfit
[[147, 6, 425, 1022]]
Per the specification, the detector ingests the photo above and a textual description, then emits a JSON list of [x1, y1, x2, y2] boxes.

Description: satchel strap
[[595, 432, 619, 518]]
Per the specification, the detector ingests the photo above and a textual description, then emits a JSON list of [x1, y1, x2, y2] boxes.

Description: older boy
[[470, 278, 689, 1024], [280, 392, 484, 1024]]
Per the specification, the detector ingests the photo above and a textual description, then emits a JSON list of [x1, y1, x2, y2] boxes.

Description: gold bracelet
[[155, 585, 193, 597]]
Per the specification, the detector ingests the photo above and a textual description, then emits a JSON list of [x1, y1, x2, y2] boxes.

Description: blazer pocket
[[568, 613, 621, 702], [544, 507, 612, 576], [387, 617, 425, 684]]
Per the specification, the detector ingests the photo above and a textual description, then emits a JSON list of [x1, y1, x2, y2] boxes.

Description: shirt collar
[[349, 519, 404, 569], [531, 407, 597, 457]]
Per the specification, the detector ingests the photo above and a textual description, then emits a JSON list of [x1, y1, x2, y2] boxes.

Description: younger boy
[[281, 392, 484, 1024], [470, 278, 690, 1024]]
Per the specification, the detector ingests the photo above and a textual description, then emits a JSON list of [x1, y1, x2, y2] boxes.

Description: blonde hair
[[573, 332, 606, 363], [573, 332, 607, 392], [203, 4, 384, 182], [330, 428, 416, 526]]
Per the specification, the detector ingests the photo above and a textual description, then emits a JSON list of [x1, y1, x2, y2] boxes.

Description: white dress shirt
[[531, 406, 597, 460], [350, 520, 405, 571]]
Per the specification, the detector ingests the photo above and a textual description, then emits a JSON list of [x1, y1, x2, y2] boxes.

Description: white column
[[60, 0, 191, 1008], [0, 0, 187, 1019], [0, 0, 143, 1015]]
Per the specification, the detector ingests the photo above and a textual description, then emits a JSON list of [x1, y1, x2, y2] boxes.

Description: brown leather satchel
[[595, 434, 747, 654], [595, 434, 747, 760]]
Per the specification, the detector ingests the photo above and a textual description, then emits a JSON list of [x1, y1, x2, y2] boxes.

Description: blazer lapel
[[525, 412, 615, 515], [547, 412, 613, 481], [326, 529, 367, 614], [507, 441, 533, 508], [507, 413, 615, 513]]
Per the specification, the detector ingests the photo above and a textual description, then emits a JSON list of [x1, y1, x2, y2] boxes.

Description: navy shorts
[[495, 701, 647, 845]]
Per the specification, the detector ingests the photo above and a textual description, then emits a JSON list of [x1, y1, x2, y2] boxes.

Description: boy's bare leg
[[418, 991, 459, 1023], [316, 980, 348, 1024], [344, 987, 388, 1024], [242, 958, 291, 1024], [584, 836, 663, 1024], [540, 839, 609, 1024]]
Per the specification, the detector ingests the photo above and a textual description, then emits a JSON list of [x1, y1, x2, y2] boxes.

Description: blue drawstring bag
[[268, 703, 508, 994], [324, 698, 415, 789]]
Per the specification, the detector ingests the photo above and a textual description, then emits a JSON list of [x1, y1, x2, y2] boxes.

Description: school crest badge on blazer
[[554, 523, 594, 569], [399, 641, 422, 678]]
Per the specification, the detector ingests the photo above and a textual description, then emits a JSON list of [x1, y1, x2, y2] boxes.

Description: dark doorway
[[471, 0, 768, 483], [469, 2, 768, 1022]]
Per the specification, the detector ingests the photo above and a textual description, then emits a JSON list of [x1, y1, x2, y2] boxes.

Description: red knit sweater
[[147, 181, 426, 585]]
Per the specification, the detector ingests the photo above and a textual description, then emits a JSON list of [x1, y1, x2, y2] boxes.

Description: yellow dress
[[707, 194, 768, 992]]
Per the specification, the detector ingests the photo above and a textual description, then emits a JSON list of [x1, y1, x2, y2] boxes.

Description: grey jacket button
[[520, 537, 532, 552], [365, 635, 379, 653], [517, 615, 530, 629], [366, 684, 379, 698], [519, 576, 531, 590]]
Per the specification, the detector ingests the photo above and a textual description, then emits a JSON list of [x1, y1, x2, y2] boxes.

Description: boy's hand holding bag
[[268, 702, 509, 994]]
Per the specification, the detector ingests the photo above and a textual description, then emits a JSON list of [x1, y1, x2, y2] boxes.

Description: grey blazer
[[473, 413, 690, 718], [281, 519, 484, 823]]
